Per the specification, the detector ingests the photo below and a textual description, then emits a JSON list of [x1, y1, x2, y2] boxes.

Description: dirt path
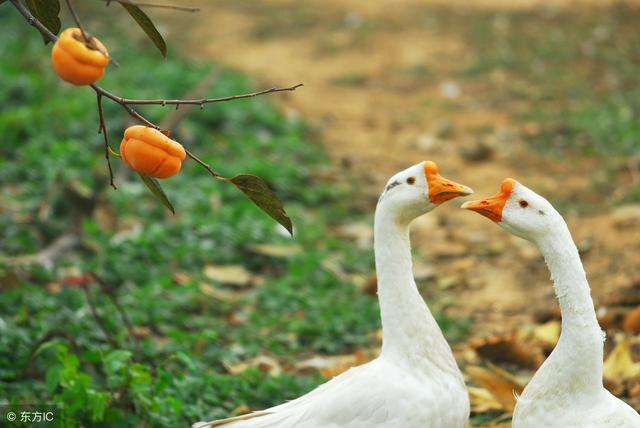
[[165, 0, 639, 352]]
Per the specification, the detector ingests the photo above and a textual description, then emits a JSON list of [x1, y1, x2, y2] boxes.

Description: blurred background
[[1, 0, 639, 426]]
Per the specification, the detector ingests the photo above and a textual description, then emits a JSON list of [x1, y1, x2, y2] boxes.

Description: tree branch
[[101, 0, 200, 12], [91, 272, 141, 355], [10, 0, 57, 42], [97, 94, 117, 189], [83, 282, 120, 348], [100, 83, 305, 107]]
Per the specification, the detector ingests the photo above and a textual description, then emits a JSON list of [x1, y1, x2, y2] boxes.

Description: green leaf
[[138, 173, 175, 214], [119, 3, 167, 57], [26, 0, 61, 44], [87, 390, 109, 422], [227, 174, 293, 235], [45, 366, 61, 395]]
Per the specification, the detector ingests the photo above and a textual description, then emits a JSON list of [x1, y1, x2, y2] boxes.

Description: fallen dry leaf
[[321, 256, 348, 279], [468, 386, 503, 413], [295, 349, 377, 379], [358, 272, 377, 296], [611, 204, 640, 228], [623, 307, 640, 335], [466, 365, 524, 412], [604, 337, 640, 381], [132, 326, 152, 338], [172, 271, 192, 285], [198, 283, 241, 303], [603, 282, 640, 307], [470, 334, 543, 370], [413, 261, 435, 281], [247, 243, 302, 258], [531, 320, 560, 348], [334, 222, 373, 248], [628, 378, 640, 398], [203, 264, 254, 287], [224, 355, 282, 376]]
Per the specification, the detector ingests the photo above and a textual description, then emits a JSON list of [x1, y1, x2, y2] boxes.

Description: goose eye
[[519, 199, 529, 208], [406, 176, 416, 185]]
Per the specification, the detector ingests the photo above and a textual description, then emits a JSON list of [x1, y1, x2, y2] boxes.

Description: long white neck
[[525, 220, 603, 398], [374, 203, 460, 375]]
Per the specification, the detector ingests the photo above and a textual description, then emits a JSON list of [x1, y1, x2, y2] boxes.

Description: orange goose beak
[[424, 161, 473, 204], [461, 178, 517, 222]]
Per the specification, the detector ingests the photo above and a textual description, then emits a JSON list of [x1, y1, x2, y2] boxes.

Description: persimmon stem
[[185, 150, 222, 179], [96, 93, 117, 189], [101, 0, 200, 12], [65, 0, 89, 43]]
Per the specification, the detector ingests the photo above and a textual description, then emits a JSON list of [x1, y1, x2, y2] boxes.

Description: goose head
[[461, 178, 560, 242], [378, 161, 473, 224]]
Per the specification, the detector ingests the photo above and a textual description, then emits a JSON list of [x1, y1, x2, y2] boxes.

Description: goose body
[[194, 161, 472, 428], [463, 178, 640, 428]]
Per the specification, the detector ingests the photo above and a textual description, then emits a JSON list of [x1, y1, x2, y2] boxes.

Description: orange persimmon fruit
[[120, 126, 186, 179], [51, 28, 109, 85]]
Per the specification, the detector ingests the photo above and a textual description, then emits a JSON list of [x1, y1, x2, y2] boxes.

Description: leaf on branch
[[119, 3, 167, 57], [227, 175, 293, 236], [26, 0, 61, 44], [138, 174, 175, 214]]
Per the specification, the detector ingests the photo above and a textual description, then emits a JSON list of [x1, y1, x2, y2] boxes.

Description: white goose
[[463, 178, 640, 428], [194, 161, 472, 428]]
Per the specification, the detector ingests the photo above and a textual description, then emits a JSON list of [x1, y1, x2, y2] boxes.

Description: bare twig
[[102, 83, 304, 107], [101, 0, 200, 12], [160, 69, 220, 130], [97, 94, 117, 189], [83, 282, 120, 348], [90, 84, 159, 129], [91, 272, 141, 355], [185, 150, 222, 179]]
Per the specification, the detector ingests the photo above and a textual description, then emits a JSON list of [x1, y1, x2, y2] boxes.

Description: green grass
[[0, 9, 467, 427]]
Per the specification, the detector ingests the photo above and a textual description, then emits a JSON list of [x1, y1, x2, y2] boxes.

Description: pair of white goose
[[194, 161, 640, 428]]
